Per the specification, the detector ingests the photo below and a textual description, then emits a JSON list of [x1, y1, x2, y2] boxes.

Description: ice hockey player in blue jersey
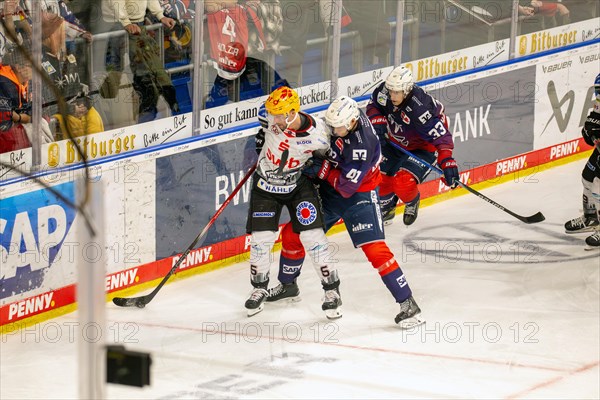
[[366, 66, 459, 225], [564, 73, 600, 249], [267, 96, 424, 327]]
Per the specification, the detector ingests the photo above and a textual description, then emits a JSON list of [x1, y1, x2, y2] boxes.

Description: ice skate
[[380, 194, 398, 226], [266, 280, 301, 302], [395, 296, 424, 328], [585, 230, 600, 250], [245, 287, 269, 316], [322, 288, 343, 320], [245, 273, 269, 317], [382, 207, 396, 226], [403, 194, 420, 226], [565, 215, 599, 233]]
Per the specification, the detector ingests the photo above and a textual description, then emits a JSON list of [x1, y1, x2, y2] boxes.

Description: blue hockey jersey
[[323, 111, 382, 198], [366, 82, 454, 154]]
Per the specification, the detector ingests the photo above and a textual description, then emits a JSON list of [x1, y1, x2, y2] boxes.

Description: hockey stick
[[388, 143, 545, 224], [277, 149, 289, 175], [113, 164, 257, 308]]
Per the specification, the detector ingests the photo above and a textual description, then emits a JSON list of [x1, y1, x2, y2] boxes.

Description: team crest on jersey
[[42, 61, 56, 75], [377, 92, 387, 106], [335, 138, 344, 152], [352, 149, 368, 160], [296, 201, 318, 225], [400, 111, 410, 124]]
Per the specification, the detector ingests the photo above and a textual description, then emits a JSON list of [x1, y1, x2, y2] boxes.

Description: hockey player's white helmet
[[385, 66, 414, 95], [325, 96, 360, 134]]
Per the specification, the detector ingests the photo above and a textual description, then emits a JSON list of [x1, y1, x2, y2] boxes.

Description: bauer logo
[[542, 80, 575, 134], [0, 182, 76, 300]]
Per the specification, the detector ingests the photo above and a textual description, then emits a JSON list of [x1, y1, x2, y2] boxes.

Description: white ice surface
[[1, 158, 598, 399]]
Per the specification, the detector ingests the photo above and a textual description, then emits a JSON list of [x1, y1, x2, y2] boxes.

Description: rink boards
[[0, 37, 598, 331]]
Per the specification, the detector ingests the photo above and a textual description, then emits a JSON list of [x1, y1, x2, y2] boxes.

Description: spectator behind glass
[[0, 44, 31, 153], [203, 0, 288, 108], [21, 0, 92, 41], [40, 11, 103, 139], [527, 0, 570, 25], [154, 0, 194, 64], [94, 0, 180, 124], [0, 0, 29, 62], [343, 0, 392, 71], [277, 0, 323, 87]]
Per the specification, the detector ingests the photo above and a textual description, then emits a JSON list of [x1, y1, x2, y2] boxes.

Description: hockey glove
[[255, 128, 266, 155], [439, 157, 459, 188], [582, 111, 600, 147], [303, 157, 331, 180], [369, 115, 389, 139]]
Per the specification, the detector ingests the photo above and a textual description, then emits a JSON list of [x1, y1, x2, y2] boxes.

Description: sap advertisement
[[0, 183, 76, 300]]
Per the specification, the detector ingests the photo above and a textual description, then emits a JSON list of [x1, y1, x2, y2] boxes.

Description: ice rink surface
[[1, 158, 599, 399]]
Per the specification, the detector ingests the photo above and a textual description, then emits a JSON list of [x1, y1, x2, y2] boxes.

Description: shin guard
[[362, 242, 412, 303], [278, 223, 306, 284]]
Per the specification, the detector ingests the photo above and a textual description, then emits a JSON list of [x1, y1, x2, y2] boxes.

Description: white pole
[[329, 0, 343, 101], [395, 1, 405, 67], [192, 1, 205, 134], [77, 176, 106, 399], [510, 0, 520, 59]]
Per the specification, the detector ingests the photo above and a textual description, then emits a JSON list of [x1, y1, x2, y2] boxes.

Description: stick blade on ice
[[524, 212, 545, 224]]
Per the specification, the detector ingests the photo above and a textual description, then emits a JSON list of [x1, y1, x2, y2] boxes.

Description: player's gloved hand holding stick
[[303, 157, 332, 180], [437, 149, 460, 189]]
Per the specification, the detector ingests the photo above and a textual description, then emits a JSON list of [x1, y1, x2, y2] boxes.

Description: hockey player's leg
[[268, 223, 303, 302], [378, 144, 403, 226], [299, 228, 343, 319], [394, 170, 420, 226], [565, 157, 599, 233], [246, 230, 278, 316], [585, 175, 600, 250], [321, 271, 342, 320], [394, 149, 436, 226], [362, 242, 424, 328], [379, 174, 399, 225]]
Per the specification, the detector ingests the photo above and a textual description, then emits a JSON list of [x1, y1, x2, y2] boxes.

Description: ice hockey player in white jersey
[[244, 86, 341, 317], [564, 73, 600, 249]]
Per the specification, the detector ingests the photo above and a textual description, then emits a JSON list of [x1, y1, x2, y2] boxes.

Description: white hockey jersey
[[256, 112, 330, 192]]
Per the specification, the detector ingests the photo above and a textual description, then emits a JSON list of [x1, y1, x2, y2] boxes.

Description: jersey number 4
[[222, 15, 237, 41], [428, 121, 448, 139]]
